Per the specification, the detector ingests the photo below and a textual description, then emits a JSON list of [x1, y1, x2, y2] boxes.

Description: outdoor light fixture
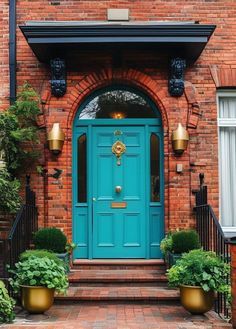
[[171, 123, 189, 155], [110, 112, 127, 119], [47, 123, 65, 155]]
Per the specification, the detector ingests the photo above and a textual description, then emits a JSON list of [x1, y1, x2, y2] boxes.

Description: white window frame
[[217, 90, 236, 231]]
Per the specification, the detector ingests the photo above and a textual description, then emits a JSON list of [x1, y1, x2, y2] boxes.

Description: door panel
[[73, 122, 164, 259], [92, 126, 146, 258]]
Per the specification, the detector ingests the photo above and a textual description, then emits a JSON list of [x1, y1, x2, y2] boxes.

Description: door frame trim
[[72, 86, 164, 259]]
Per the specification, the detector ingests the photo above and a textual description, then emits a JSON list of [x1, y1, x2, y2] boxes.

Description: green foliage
[[33, 227, 67, 253], [172, 230, 200, 254], [20, 249, 64, 267], [0, 280, 15, 323], [0, 83, 41, 214], [167, 249, 230, 293], [8, 256, 68, 295], [65, 241, 77, 254], [0, 169, 21, 213], [0, 83, 41, 175], [160, 233, 173, 256]]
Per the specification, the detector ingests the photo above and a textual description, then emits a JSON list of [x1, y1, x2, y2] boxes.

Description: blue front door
[[73, 120, 164, 259], [92, 126, 146, 258]]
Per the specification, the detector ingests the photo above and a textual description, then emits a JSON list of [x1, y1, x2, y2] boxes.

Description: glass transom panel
[[79, 89, 157, 119]]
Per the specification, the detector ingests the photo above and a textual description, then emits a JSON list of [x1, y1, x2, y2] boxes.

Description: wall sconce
[[171, 123, 189, 155], [47, 123, 65, 155]]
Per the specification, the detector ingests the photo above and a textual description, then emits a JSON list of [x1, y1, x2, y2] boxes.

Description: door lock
[[115, 186, 122, 193]]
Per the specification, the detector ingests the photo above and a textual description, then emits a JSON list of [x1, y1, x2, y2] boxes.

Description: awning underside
[[20, 21, 216, 64]]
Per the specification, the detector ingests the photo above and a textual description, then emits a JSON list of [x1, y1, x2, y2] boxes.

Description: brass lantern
[[171, 123, 189, 155], [47, 123, 65, 155]]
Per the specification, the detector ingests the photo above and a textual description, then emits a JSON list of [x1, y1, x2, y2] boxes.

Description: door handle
[[115, 186, 122, 193], [92, 197, 96, 201]]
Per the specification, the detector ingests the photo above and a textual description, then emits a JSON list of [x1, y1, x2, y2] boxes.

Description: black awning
[[19, 21, 216, 63]]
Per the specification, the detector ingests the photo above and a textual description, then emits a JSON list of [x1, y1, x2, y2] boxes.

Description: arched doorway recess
[[72, 85, 164, 259]]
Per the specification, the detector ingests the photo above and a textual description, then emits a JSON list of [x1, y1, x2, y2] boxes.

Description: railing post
[[229, 240, 236, 328]]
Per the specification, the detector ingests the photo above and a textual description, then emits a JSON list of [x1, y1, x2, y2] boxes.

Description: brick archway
[[67, 68, 169, 130]]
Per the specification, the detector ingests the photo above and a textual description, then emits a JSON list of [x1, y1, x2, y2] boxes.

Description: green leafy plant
[[171, 230, 200, 254], [0, 280, 15, 323], [160, 233, 173, 256], [65, 241, 77, 254], [8, 256, 68, 295], [0, 83, 41, 175], [167, 249, 230, 293], [20, 249, 65, 267], [0, 83, 41, 214], [33, 227, 67, 253], [0, 169, 21, 213]]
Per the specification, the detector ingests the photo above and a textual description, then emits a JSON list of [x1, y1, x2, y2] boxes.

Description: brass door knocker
[[112, 140, 126, 166]]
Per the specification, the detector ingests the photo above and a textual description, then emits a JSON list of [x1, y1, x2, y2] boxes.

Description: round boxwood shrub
[[33, 227, 67, 253], [172, 230, 200, 254]]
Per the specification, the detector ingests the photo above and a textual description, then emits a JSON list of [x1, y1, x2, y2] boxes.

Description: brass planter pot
[[21, 286, 55, 313], [180, 285, 214, 314]]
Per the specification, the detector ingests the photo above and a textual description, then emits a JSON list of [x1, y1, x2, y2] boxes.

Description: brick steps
[[72, 259, 165, 270], [69, 269, 168, 287], [55, 259, 179, 304], [56, 286, 179, 303]]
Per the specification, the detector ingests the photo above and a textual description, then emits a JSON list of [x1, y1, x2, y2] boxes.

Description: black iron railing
[[0, 176, 37, 279], [194, 178, 230, 319]]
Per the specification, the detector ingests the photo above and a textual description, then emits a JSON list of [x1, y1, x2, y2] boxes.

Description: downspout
[[9, 0, 16, 104]]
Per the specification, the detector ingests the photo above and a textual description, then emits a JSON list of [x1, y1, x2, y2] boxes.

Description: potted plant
[[33, 227, 69, 267], [20, 249, 66, 268], [0, 280, 15, 323], [160, 232, 173, 264], [167, 249, 230, 314], [160, 230, 200, 267], [8, 255, 68, 314]]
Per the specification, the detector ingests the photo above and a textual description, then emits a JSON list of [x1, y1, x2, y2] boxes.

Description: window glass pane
[[150, 133, 160, 202], [78, 134, 87, 203], [79, 89, 156, 119], [219, 126, 236, 226], [219, 97, 236, 118]]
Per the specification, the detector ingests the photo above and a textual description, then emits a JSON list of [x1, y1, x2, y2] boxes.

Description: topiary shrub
[[172, 230, 200, 254], [33, 228, 67, 253], [20, 249, 64, 267], [0, 280, 15, 323]]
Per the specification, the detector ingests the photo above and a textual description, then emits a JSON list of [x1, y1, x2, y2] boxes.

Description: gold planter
[[180, 285, 214, 314], [21, 286, 55, 313]]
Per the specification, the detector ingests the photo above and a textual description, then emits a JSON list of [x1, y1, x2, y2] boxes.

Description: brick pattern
[[3, 304, 231, 328], [1, 1, 236, 250], [0, 0, 9, 111]]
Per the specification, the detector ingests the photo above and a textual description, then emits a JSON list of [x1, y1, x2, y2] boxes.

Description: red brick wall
[[1, 1, 236, 239], [0, 0, 9, 110]]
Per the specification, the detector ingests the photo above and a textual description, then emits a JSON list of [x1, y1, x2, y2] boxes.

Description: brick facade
[[1, 1, 236, 241]]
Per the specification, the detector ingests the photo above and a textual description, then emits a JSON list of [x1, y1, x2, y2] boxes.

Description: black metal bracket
[[168, 58, 186, 97], [50, 58, 66, 97]]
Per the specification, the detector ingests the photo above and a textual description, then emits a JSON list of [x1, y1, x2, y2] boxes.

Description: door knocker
[[112, 140, 126, 166]]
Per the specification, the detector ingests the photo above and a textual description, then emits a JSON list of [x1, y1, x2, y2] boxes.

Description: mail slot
[[111, 202, 127, 208]]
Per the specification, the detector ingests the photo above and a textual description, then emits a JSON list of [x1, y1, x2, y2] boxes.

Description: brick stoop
[[55, 259, 180, 304]]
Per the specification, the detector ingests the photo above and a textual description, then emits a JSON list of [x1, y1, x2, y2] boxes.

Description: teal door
[[92, 126, 146, 258], [72, 86, 164, 259]]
